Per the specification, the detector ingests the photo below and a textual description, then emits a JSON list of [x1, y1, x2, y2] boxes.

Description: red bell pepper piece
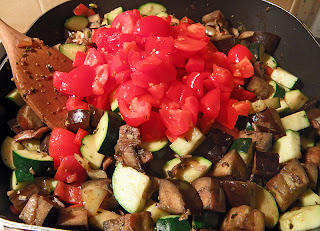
[[233, 100, 251, 116], [73, 3, 96, 17], [231, 89, 257, 102], [74, 128, 89, 146], [54, 181, 83, 205]]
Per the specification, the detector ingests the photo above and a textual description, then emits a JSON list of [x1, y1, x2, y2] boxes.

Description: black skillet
[[0, 0, 319, 229]]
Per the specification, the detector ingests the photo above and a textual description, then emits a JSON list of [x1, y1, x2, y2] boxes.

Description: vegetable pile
[[3, 2, 320, 231]]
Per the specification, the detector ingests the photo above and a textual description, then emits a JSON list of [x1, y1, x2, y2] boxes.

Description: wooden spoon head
[[10, 39, 73, 129]]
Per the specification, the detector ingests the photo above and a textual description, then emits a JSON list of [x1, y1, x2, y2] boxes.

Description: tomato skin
[[210, 64, 234, 92], [182, 96, 199, 126], [227, 44, 253, 64], [174, 36, 208, 53], [159, 108, 193, 136], [118, 98, 151, 127], [74, 128, 89, 146], [231, 89, 257, 102], [186, 23, 207, 40], [134, 16, 172, 38], [183, 72, 204, 99], [54, 181, 83, 204], [148, 82, 169, 100], [111, 9, 141, 34], [141, 111, 166, 142], [145, 36, 174, 59], [84, 48, 105, 67], [54, 155, 88, 184], [110, 50, 130, 75], [66, 96, 89, 111], [199, 88, 221, 119], [211, 52, 229, 69], [216, 94, 239, 130], [53, 65, 96, 97], [49, 128, 81, 169]]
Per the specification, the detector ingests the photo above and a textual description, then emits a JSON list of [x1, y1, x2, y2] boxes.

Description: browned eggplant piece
[[7, 118, 23, 134], [266, 159, 309, 212], [202, 10, 227, 25], [191, 177, 226, 212], [253, 61, 265, 78], [251, 31, 281, 55], [13, 126, 50, 142], [306, 107, 320, 130], [239, 130, 273, 152], [40, 133, 50, 153], [251, 151, 279, 180], [116, 125, 141, 152], [221, 180, 257, 208], [103, 211, 154, 231], [19, 194, 57, 226], [251, 107, 286, 140], [212, 149, 249, 181], [16, 105, 44, 130], [57, 206, 88, 230], [89, 104, 104, 128], [304, 146, 320, 164], [158, 179, 203, 215], [65, 109, 90, 133], [7, 183, 40, 211], [211, 34, 235, 55], [220, 205, 265, 231], [300, 97, 318, 112], [246, 76, 274, 99], [193, 128, 234, 166], [301, 163, 319, 191]]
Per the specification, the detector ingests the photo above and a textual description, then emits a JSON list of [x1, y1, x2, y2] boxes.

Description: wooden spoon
[[0, 19, 73, 129]]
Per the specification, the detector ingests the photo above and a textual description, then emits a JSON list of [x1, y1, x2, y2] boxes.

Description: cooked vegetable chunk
[[192, 177, 226, 212], [239, 130, 273, 152], [158, 179, 203, 215], [57, 206, 88, 230], [246, 76, 274, 99], [266, 159, 309, 212]]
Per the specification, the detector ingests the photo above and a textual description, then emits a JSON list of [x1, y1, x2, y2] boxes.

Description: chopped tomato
[[118, 98, 151, 127], [182, 96, 199, 126], [133, 16, 172, 38], [145, 36, 174, 59], [183, 72, 204, 99], [233, 100, 251, 116], [199, 114, 216, 134], [73, 51, 86, 67], [185, 56, 205, 73], [92, 64, 109, 95], [115, 80, 148, 102], [211, 52, 229, 69], [265, 66, 274, 76], [49, 128, 81, 168], [233, 77, 246, 86], [73, 3, 96, 17], [54, 155, 88, 184], [159, 107, 193, 137], [186, 23, 207, 40], [230, 57, 254, 78], [228, 44, 253, 64], [66, 96, 89, 111], [180, 16, 195, 24], [74, 128, 89, 146], [148, 82, 169, 100], [54, 181, 83, 205], [84, 48, 105, 67], [174, 36, 208, 53], [210, 64, 234, 92], [199, 88, 221, 119], [141, 111, 166, 142], [111, 9, 141, 34], [216, 94, 239, 130]]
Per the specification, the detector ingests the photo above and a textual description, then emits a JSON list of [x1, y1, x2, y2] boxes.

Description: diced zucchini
[[109, 90, 119, 113], [279, 205, 320, 231], [157, 12, 169, 18], [21, 139, 41, 152], [270, 67, 300, 89], [170, 127, 205, 157], [156, 215, 191, 231], [192, 211, 223, 230], [80, 135, 105, 169], [64, 15, 89, 31], [106, 7, 124, 24], [141, 137, 168, 159], [163, 156, 212, 183], [281, 110, 310, 131], [59, 43, 87, 61], [1, 136, 24, 170], [273, 129, 301, 164], [256, 184, 279, 229], [112, 163, 152, 213], [276, 98, 291, 117], [13, 150, 54, 176], [229, 138, 253, 166], [93, 111, 124, 156], [268, 80, 285, 98], [10, 171, 32, 191], [299, 188, 320, 206], [14, 169, 34, 182], [284, 89, 309, 112], [144, 200, 170, 223], [260, 52, 277, 69], [138, 2, 167, 16], [5, 88, 25, 107], [249, 97, 280, 114]]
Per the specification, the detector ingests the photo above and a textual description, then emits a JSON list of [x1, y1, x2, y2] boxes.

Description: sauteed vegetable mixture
[[2, 2, 320, 231]]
